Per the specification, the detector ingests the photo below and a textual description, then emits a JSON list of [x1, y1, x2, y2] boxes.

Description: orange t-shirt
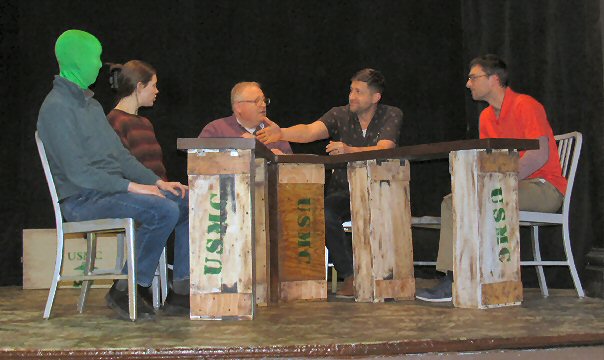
[[479, 87, 567, 195]]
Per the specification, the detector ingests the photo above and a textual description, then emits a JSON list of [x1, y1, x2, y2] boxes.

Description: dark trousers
[[324, 191, 354, 278]]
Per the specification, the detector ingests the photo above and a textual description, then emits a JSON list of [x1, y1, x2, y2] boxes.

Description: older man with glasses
[[199, 81, 293, 155]]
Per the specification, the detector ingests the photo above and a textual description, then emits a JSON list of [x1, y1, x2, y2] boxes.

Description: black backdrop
[[0, 0, 601, 287]]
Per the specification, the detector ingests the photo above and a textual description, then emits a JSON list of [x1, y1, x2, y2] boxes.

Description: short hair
[[231, 81, 261, 106], [469, 54, 509, 87], [351, 68, 385, 94], [109, 60, 156, 100]]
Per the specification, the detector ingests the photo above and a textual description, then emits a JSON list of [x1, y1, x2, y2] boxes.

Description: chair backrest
[[554, 131, 582, 214], [35, 131, 65, 231]]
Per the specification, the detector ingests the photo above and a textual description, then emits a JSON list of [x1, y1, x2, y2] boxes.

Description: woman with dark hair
[[107, 61, 166, 180], [107, 60, 190, 315]]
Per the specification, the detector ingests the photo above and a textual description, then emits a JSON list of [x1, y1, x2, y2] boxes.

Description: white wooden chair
[[36, 131, 167, 320], [519, 131, 584, 297]]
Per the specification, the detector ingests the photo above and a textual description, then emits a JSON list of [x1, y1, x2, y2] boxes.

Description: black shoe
[[416, 272, 453, 303], [137, 284, 156, 309], [105, 282, 155, 321], [162, 291, 190, 316]]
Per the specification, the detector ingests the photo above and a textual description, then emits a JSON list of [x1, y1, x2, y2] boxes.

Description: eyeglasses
[[237, 96, 270, 106], [467, 73, 489, 81]]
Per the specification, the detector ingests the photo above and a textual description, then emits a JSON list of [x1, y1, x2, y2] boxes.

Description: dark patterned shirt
[[107, 109, 167, 180], [319, 104, 403, 193]]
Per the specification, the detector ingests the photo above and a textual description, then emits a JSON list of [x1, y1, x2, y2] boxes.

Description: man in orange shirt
[[416, 54, 566, 302]]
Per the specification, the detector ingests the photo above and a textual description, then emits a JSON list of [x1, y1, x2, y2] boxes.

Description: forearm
[[518, 136, 549, 179], [350, 140, 396, 153], [281, 124, 320, 143], [347, 144, 389, 153]]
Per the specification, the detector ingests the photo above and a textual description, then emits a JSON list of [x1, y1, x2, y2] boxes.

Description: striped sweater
[[107, 109, 167, 180]]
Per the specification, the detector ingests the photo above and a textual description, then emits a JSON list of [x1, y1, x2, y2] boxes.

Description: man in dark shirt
[[257, 69, 403, 296], [199, 81, 293, 154]]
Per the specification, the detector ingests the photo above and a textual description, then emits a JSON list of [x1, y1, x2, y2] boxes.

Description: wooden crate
[[450, 149, 523, 309], [22, 229, 116, 289], [347, 159, 415, 302], [188, 149, 255, 320], [273, 163, 327, 302]]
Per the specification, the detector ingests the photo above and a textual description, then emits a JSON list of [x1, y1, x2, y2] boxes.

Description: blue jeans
[[61, 189, 189, 287]]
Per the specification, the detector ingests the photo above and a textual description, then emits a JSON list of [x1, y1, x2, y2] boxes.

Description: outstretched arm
[[257, 118, 329, 144]]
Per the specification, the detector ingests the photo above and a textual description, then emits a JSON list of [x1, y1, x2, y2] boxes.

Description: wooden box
[[22, 229, 116, 289], [451, 150, 523, 308], [188, 149, 256, 320], [347, 159, 415, 302], [271, 163, 327, 302]]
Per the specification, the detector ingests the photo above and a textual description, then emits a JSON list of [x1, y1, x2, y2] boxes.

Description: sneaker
[[416, 274, 453, 302], [162, 291, 190, 316], [336, 276, 354, 298], [105, 282, 155, 321]]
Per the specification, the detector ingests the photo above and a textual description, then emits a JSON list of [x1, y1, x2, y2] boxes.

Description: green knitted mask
[[55, 30, 102, 89]]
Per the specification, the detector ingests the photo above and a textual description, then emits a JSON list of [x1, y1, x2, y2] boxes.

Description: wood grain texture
[[277, 184, 326, 282], [254, 159, 270, 306], [190, 293, 253, 320], [348, 162, 373, 302], [279, 280, 327, 302], [451, 150, 522, 309], [374, 278, 415, 300], [481, 280, 523, 307], [187, 150, 252, 175], [349, 160, 415, 302], [277, 163, 325, 184], [451, 150, 482, 308], [188, 169, 255, 318]]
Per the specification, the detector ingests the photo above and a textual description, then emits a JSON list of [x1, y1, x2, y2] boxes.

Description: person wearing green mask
[[37, 30, 191, 320]]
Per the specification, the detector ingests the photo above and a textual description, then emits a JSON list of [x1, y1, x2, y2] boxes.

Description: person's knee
[[157, 200, 180, 227]]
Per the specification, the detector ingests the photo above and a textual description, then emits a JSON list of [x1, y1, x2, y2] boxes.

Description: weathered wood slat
[[187, 151, 252, 175], [348, 162, 374, 302], [451, 150, 522, 309], [190, 293, 253, 320], [254, 159, 270, 306], [277, 164, 325, 184], [188, 150, 255, 319], [349, 160, 415, 302], [275, 163, 327, 302], [277, 184, 326, 281], [279, 280, 327, 302], [481, 280, 523, 306]]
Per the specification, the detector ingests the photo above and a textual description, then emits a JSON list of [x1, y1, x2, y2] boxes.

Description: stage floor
[[1, 280, 604, 359]]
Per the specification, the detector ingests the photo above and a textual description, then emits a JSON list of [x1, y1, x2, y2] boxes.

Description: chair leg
[[531, 226, 548, 297], [44, 230, 65, 319], [115, 233, 125, 273], [331, 267, 338, 294], [562, 221, 585, 298], [125, 222, 137, 321], [78, 233, 97, 312], [152, 270, 160, 310], [152, 248, 169, 309], [159, 248, 168, 304]]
